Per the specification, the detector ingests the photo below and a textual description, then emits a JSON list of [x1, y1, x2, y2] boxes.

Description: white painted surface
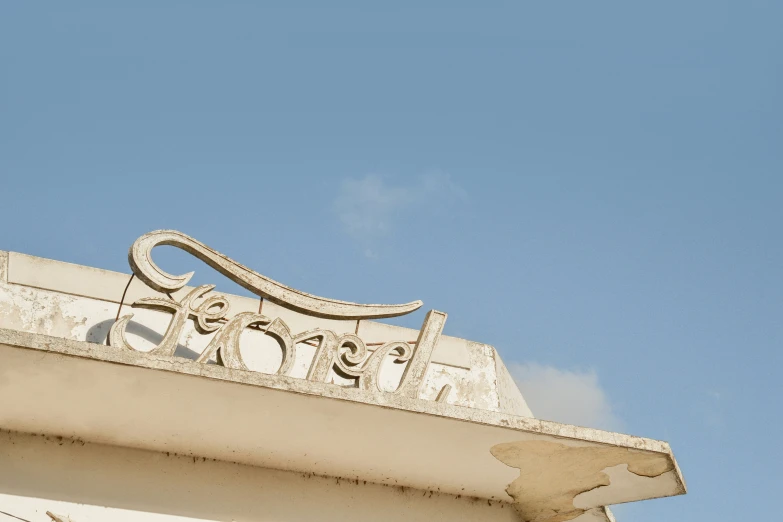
[[0, 340, 520, 502], [2, 251, 480, 375], [0, 248, 685, 521], [0, 250, 528, 413], [0, 430, 520, 522], [0, 333, 684, 509], [495, 354, 534, 417]]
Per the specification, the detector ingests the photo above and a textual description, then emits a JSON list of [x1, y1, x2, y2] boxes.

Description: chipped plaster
[[0, 246, 687, 520], [490, 440, 679, 522], [0, 257, 515, 412]]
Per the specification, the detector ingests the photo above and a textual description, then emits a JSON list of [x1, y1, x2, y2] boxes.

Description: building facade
[[0, 230, 685, 522]]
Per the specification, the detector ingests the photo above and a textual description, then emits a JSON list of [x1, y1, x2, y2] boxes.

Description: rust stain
[[490, 440, 673, 522]]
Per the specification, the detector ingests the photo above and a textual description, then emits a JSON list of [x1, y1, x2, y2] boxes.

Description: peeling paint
[[0, 247, 687, 521], [0, 250, 8, 283], [0, 279, 507, 413], [420, 342, 501, 410], [490, 440, 674, 522], [0, 284, 100, 340]]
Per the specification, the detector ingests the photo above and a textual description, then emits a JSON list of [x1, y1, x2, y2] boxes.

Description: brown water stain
[[490, 440, 673, 522]]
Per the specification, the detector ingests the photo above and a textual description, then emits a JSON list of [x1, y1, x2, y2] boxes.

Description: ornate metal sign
[[111, 230, 450, 402]]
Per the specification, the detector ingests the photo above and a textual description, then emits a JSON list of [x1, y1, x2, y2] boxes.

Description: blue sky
[[1, 2, 780, 520]]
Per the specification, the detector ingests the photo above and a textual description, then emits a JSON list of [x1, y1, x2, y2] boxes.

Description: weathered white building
[[0, 230, 685, 522]]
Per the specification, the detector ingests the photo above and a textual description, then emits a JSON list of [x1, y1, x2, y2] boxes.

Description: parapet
[[0, 231, 685, 522]]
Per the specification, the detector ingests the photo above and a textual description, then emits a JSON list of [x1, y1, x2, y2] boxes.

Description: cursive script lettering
[[110, 231, 450, 403]]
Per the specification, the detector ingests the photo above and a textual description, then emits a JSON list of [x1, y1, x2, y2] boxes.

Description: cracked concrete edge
[[0, 326, 685, 491], [0, 250, 8, 283]]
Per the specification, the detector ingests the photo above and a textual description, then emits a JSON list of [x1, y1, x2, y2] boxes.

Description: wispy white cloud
[[334, 174, 410, 243], [333, 171, 465, 257], [509, 362, 623, 431], [700, 389, 726, 430]]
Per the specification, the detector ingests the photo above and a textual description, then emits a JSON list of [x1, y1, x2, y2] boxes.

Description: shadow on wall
[[0, 431, 518, 522], [85, 319, 203, 360]]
